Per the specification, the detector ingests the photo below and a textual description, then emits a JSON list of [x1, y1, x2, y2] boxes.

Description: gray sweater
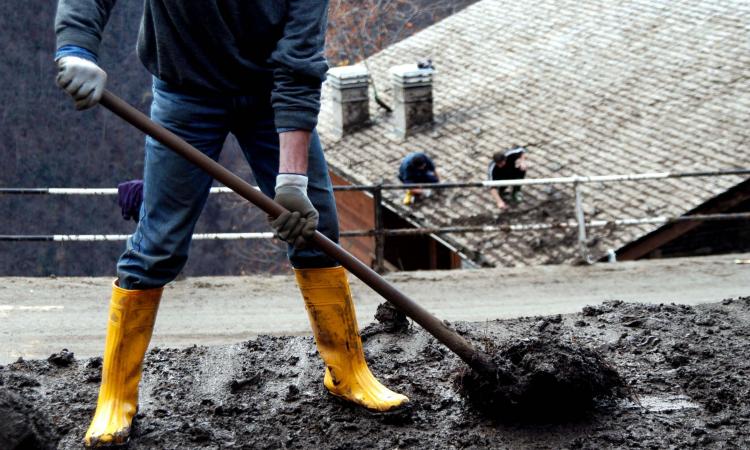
[[55, 0, 329, 130]]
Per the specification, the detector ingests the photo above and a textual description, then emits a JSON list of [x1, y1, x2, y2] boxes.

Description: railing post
[[373, 181, 385, 273], [574, 180, 595, 264]]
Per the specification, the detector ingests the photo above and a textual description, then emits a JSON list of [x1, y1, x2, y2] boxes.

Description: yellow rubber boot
[[84, 281, 162, 448], [403, 190, 414, 205], [295, 266, 409, 412]]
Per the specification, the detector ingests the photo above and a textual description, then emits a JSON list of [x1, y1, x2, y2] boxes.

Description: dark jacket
[[55, 0, 329, 130], [488, 147, 527, 181], [398, 152, 438, 184]]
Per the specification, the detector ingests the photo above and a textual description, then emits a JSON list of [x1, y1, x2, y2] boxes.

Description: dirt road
[[1, 253, 748, 363]]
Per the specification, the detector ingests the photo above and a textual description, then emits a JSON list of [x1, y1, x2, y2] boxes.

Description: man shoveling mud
[[54, 1, 408, 446]]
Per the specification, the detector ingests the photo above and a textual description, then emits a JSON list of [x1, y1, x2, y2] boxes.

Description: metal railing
[[2, 167, 749, 271]]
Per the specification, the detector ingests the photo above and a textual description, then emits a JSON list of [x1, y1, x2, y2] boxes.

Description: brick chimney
[[389, 63, 434, 138], [326, 65, 370, 137]]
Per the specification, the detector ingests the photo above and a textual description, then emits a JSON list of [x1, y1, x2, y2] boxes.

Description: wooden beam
[[617, 178, 750, 260]]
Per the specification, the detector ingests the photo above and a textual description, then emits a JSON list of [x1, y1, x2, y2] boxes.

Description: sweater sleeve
[[55, 45, 98, 62], [55, 0, 118, 58], [269, 0, 329, 131]]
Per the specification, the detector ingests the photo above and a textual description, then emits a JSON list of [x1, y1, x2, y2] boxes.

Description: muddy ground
[[2, 297, 749, 449]]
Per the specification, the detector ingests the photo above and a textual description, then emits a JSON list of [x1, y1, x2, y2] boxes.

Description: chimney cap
[[327, 64, 369, 89], [389, 63, 434, 87]]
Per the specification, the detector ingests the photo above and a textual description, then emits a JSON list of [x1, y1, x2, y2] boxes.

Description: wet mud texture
[[0, 388, 56, 450], [2, 298, 750, 449], [460, 338, 627, 420]]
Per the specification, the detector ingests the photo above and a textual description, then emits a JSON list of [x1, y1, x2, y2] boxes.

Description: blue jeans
[[117, 79, 339, 289]]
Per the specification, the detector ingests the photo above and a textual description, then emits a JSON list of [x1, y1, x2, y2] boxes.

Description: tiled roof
[[318, 0, 750, 267]]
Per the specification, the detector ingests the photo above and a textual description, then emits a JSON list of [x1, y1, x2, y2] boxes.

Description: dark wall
[[383, 208, 459, 271], [641, 198, 750, 259]]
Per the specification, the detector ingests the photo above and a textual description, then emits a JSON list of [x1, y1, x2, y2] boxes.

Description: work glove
[[117, 179, 144, 222], [271, 174, 319, 248], [55, 56, 107, 110]]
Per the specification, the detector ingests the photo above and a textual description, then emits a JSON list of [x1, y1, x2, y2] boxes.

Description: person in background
[[398, 152, 439, 205], [488, 147, 527, 210]]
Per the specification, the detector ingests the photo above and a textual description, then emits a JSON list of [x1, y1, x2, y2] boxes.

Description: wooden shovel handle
[[99, 90, 493, 374]]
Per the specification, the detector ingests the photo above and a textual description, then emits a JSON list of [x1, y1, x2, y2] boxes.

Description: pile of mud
[[460, 338, 627, 420], [2, 298, 749, 449]]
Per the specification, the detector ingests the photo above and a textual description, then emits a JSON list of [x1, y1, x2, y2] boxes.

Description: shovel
[[99, 90, 496, 376]]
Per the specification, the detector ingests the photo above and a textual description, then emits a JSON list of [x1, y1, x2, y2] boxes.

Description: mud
[[447, 190, 618, 265], [2, 297, 749, 449], [375, 302, 409, 332], [460, 338, 627, 420], [0, 388, 56, 450]]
